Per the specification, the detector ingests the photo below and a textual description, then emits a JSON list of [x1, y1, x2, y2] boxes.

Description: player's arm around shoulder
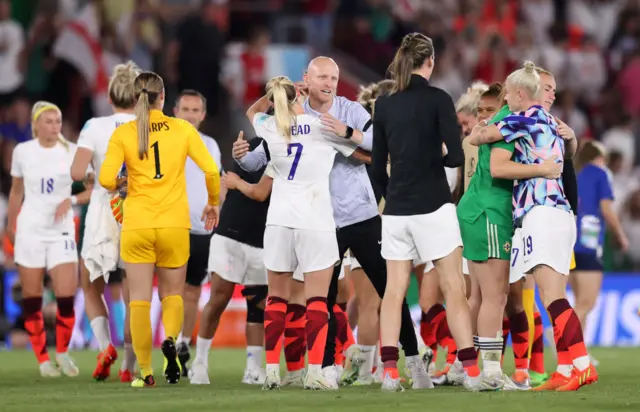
[[341, 96, 374, 151], [223, 163, 273, 202]]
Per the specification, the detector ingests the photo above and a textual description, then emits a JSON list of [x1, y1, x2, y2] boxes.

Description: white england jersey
[[77, 113, 136, 201], [253, 112, 357, 232], [11, 139, 78, 239]]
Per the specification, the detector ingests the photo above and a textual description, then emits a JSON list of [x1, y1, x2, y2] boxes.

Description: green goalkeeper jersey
[[457, 105, 515, 227]]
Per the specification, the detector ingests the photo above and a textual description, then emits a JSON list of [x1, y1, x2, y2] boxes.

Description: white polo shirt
[[186, 132, 222, 235]]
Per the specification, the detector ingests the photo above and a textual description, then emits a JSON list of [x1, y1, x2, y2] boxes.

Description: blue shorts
[[572, 252, 603, 271]]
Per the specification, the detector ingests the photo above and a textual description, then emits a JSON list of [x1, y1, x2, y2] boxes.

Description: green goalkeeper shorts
[[459, 213, 513, 261]]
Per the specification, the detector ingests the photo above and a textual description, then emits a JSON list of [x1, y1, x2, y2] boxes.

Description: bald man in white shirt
[[173, 89, 224, 376]]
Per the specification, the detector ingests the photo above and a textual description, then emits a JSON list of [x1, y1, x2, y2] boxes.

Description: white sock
[[573, 355, 590, 372], [477, 336, 503, 377], [246, 345, 263, 370], [195, 336, 212, 366], [90, 316, 111, 351], [557, 364, 573, 377], [121, 343, 136, 372], [179, 333, 191, 346], [266, 363, 280, 375], [308, 364, 321, 374], [358, 345, 376, 376]]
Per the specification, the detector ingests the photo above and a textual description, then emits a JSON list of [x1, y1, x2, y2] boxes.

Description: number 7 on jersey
[[287, 143, 303, 180]]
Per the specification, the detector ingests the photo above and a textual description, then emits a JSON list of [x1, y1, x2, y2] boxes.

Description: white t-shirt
[[0, 20, 24, 93], [11, 139, 78, 239], [254, 112, 357, 232], [186, 132, 222, 235], [77, 113, 136, 202]]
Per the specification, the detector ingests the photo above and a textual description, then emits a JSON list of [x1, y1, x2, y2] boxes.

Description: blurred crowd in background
[[2, 0, 640, 278]]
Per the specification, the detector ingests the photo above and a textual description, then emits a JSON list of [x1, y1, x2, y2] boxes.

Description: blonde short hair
[[506, 60, 540, 100], [31, 101, 68, 149], [456, 81, 489, 116], [109, 61, 140, 109]]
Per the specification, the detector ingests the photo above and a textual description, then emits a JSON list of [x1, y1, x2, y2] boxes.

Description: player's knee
[[183, 284, 201, 302], [439, 277, 463, 299], [243, 285, 268, 324], [361, 298, 380, 322], [506, 292, 524, 315], [575, 294, 596, 311]]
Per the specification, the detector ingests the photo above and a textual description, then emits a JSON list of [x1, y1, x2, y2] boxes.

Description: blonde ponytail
[[388, 33, 434, 94], [135, 91, 151, 159], [132, 71, 165, 160], [31, 101, 69, 150], [266, 76, 297, 142], [272, 82, 293, 141]]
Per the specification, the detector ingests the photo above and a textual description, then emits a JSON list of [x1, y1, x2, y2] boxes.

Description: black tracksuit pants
[[322, 215, 419, 367]]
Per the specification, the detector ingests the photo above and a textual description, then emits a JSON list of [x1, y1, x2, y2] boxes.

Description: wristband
[[344, 126, 354, 139], [71, 196, 78, 205]]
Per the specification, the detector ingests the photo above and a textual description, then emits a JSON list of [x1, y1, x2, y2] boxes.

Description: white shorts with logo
[[15, 234, 78, 270], [265, 225, 339, 276], [381, 204, 463, 262], [208, 234, 267, 286], [509, 228, 526, 284], [511, 206, 576, 278]]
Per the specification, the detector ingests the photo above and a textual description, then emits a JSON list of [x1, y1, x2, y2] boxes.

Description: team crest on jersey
[[503, 241, 511, 253]]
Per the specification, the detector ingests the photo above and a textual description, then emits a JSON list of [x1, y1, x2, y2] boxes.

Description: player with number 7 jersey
[[248, 76, 360, 391]]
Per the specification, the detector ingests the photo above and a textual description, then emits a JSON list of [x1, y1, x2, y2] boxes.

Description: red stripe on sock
[[264, 296, 288, 365], [508, 311, 530, 370], [306, 297, 329, 366], [23, 297, 49, 364], [530, 312, 545, 374], [284, 303, 306, 372], [55, 296, 75, 354]]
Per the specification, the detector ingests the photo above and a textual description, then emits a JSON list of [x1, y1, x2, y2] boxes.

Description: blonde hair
[[31, 101, 68, 149], [109, 61, 140, 109], [456, 81, 489, 116], [133, 71, 164, 160], [388, 33, 434, 93], [506, 60, 541, 100], [266, 76, 297, 142], [357, 79, 395, 116], [535, 66, 554, 77]]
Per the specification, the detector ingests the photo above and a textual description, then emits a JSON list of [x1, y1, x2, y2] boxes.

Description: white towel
[[81, 193, 120, 283]]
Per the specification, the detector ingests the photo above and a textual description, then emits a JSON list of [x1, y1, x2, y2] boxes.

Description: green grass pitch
[[1, 347, 639, 412]]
